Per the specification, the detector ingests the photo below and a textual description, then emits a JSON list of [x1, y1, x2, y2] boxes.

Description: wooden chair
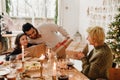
[[109, 68, 120, 80]]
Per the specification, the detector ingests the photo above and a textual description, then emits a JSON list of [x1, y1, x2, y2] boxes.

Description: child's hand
[[16, 54, 22, 60], [16, 51, 30, 60], [24, 51, 30, 57]]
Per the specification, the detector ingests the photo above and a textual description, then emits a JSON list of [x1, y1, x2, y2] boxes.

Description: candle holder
[[52, 76, 56, 80], [38, 60, 45, 80], [16, 60, 25, 80]]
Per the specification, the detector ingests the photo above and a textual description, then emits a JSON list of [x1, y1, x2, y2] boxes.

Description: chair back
[[109, 68, 120, 80]]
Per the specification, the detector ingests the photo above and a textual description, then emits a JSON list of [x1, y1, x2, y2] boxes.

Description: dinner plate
[[0, 68, 10, 76]]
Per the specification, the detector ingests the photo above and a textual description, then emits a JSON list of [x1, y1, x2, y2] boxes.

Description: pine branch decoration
[[106, 7, 120, 65]]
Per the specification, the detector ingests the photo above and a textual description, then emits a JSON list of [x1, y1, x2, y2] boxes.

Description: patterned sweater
[[81, 43, 113, 80]]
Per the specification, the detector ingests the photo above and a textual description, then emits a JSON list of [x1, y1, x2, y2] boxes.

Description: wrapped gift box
[[65, 41, 88, 59], [25, 43, 46, 58], [52, 39, 73, 59]]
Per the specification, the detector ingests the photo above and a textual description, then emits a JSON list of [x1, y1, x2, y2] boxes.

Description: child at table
[[5, 33, 35, 61]]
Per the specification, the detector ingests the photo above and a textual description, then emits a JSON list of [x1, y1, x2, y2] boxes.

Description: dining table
[[0, 56, 89, 80]]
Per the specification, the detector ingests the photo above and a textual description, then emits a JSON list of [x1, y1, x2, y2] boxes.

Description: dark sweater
[[5, 43, 34, 61], [81, 43, 113, 80]]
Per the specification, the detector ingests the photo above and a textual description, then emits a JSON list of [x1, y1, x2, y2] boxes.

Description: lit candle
[[53, 62, 56, 76], [22, 45, 24, 61], [48, 48, 50, 53], [39, 54, 45, 60], [48, 48, 51, 59]]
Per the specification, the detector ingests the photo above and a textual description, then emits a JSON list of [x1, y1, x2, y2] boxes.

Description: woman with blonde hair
[[75, 26, 113, 80]]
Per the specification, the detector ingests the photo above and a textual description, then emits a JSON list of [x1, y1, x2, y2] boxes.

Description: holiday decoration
[[106, 8, 120, 66]]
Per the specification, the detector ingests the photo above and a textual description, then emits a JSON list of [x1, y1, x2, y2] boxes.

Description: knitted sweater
[[81, 43, 113, 80], [5, 43, 34, 61], [29, 23, 69, 48]]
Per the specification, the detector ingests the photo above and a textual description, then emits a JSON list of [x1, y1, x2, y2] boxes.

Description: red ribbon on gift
[[55, 39, 68, 48]]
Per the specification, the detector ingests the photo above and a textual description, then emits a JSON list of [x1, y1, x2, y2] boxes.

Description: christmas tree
[[106, 8, 120, 65]]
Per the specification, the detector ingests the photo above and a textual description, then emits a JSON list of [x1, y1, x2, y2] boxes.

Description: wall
[[58, 0, 90, 39], [10, 17, 54, 32], [79, 0, 89, 38], [0, 0, 2, 13], [0, 0, 5, 14], [58, 0, 80, 38]]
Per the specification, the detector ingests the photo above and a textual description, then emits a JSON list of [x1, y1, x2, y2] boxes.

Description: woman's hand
[[16, 54, 22, 60], [74, 52, 85, 60]]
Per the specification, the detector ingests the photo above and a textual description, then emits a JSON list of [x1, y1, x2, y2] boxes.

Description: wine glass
[[16, 61, 24, 80], [9, 55, 16, 61], [37, 59, 45, 80], [43, 61, 48, 76], [9, 55, 16, 71]]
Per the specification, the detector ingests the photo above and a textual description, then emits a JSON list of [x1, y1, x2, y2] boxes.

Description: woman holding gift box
[[75, 26, 113, 80], [5, 33, 35, 61]]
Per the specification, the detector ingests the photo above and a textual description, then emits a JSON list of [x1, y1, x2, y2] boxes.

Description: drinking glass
[[7, 74, 16, 80], [9, 55, 16, 61], [16, 61, 24, 80], [43, 61, 48, 76], [9, 55, 16, 73]]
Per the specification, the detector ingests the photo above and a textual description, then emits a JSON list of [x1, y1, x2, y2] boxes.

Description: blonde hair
[[87, 26, 105, 44]]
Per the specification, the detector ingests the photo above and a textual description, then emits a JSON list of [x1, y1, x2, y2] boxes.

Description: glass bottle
[[73, 31, 82, 42]]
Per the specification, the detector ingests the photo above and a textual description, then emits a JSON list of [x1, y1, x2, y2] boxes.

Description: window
[[9, 0, 56, 18]]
